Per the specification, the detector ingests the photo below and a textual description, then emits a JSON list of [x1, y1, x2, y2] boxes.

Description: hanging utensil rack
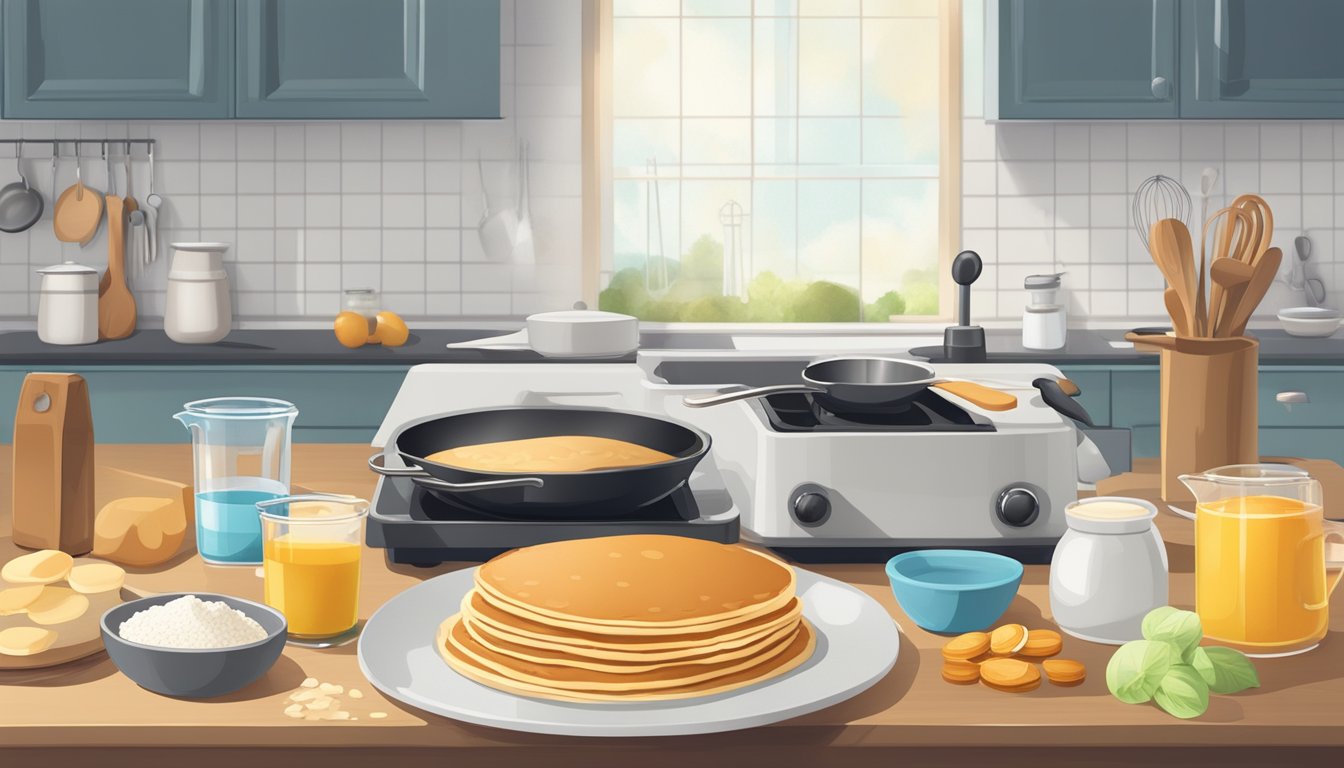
[[0, 138, 156, 155]]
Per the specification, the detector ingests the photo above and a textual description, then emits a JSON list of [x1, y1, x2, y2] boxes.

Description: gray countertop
[[0, 328, 1341, 367]]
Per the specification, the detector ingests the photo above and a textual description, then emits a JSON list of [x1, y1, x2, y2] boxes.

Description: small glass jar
[[1049, 496, 1168, 645], [343, 288, 380, 336]]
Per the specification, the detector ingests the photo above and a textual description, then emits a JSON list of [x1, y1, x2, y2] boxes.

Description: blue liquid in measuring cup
[[196, 489, 284, 564]]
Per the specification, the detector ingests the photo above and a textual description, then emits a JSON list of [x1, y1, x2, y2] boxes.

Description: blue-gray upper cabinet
[[989, 0, 1179, 119], [235, 0, 500, 119], [1180, 0, 1344, 119], [2, 0, 234, 119]]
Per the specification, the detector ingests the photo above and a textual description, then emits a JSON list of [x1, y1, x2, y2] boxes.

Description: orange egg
[[373, 311, 410, 347], [333, 311, 369, 349]]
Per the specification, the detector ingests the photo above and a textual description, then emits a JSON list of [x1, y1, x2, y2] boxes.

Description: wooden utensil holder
[[1158, 337, 1259, 502]]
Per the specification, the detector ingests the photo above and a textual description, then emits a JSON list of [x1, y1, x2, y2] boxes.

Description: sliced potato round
[[0, 626, 58, 656], [0, 585, 46, 616], [2, 550, 75, 585], [67, 563, 127, 595], [25, 587, 90, 626]]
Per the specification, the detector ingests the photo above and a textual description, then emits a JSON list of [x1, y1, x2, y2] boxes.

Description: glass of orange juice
[[1182, 465, 1344, 657], [257, 494, 367, 645]]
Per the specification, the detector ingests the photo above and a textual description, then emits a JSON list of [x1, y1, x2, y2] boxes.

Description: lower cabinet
[[0, 365, 408, 444], [1062, 364, 1344, 466]]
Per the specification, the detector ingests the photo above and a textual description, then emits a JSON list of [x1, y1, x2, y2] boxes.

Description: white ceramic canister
[[1049, 496, 1169, 645], [36, 262, 99, 345], [165, 242, 232, 344]]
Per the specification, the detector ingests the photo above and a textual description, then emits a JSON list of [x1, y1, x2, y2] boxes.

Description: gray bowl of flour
[[101, 592, 287, 698]]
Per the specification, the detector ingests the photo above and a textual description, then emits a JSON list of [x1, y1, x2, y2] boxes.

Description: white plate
[[357, 566, 900, 737]]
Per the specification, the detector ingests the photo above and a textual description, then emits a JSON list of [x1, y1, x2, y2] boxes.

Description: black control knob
[[793, 492, 831, 525], [997, 487, 1040, 527]]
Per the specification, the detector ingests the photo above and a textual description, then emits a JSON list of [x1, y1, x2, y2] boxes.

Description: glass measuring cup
[[174, 397, 297, 565], [258, 494, 367, 645], [1181, 464, 1344, 656]]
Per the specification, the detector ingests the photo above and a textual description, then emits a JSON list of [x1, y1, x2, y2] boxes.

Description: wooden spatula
[[1203, 206, 1251, 336], [1225, 247, 1284, 338], [1149, 219, 1197, 336], [98, 195, 136, 340], [1209, 258, 1255, 337]]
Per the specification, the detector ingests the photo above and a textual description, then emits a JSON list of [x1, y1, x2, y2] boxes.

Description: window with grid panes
[[600, 0, 953, 322]]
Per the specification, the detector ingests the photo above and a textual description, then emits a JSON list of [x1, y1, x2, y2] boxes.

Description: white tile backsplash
[[0, 2, 586, 322], [962, 0, 1343, 322]]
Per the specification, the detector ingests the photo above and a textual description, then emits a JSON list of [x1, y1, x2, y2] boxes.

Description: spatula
[[1203, 206, 1251, 336], [1224, 247, 1284, 338], [97, 195, 136, 340], [1231, 194, 1274, 265], [1148, 219, 1197, 336], [1209, 258, 1255, 338]]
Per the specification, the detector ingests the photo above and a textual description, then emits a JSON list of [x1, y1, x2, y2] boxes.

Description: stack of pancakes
[[438, 534, 814, 702]]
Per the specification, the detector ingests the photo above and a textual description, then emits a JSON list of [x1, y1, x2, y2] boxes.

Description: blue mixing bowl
[[885, 550, 1023, 633]]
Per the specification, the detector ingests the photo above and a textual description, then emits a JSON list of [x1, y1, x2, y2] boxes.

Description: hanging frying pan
[[682, 357, 1018, 413]]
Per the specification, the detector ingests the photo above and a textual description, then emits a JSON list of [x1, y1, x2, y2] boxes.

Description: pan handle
[[367, 453, 545, 491], [683, 384, 821, 408]]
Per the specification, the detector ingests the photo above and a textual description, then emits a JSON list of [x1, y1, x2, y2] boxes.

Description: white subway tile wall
[[0, 0, 582, 323], [961, 0, 1335, 323]]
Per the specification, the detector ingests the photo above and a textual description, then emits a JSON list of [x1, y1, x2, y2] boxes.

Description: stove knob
[[997, 487, 1040, 527], [792, 490, 831, 526]]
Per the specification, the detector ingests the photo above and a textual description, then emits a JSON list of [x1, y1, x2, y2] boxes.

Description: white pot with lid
[[36, 261, 99, 345], [165, 242, 232, 344]]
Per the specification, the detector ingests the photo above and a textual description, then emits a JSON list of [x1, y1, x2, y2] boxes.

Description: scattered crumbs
[[283, 678, 378, 723]]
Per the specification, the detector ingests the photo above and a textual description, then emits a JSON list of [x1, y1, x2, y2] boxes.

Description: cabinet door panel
[[995, 0, 1179, 119], [2, 0, 233, 119], [1182, 0, 1344, 118], [236, 0, 500, 119]]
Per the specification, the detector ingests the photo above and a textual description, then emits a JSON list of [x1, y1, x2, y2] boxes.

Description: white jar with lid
[[36, 261, 99, 345], [1022, 272, 1067, 350], [165, 242, 232, 344], [1049, 496, 1169, 645]]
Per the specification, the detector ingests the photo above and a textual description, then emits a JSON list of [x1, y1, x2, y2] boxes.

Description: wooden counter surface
[[3, 446, 1342, 767]]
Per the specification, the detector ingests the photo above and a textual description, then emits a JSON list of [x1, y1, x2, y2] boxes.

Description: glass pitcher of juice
[[174, 397, 296, 565], [258, 494, 367, 643], [1181, 464, 1344, 656]]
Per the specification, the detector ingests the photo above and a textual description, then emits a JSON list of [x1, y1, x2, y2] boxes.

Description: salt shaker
[[1049, 496, 1168, 645]]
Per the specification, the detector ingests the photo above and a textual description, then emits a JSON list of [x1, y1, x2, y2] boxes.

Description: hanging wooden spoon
[[52, 158, 103, 246], [98, 194, 136, 340]]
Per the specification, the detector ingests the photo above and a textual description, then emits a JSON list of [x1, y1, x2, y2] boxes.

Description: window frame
[[582, 0, 962, 326]]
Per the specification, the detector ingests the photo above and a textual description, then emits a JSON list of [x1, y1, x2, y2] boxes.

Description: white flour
[[118, 595, 268, 649]]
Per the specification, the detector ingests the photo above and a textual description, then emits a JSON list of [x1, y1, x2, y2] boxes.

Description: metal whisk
[[1132, 174, 1193, 252]]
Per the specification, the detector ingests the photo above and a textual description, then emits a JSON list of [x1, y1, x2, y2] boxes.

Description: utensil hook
[[124, 140, 132, 197], [74, 145, 83, 200], [49, 141, 57, 194], [14, 142, 27, 190]]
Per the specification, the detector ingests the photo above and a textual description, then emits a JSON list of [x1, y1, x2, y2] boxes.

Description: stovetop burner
[[367, 460, 741, 566], [760, 391, 996, 433]]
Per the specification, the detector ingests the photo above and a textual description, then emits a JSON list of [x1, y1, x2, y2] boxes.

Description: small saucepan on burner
[[368, 406, 710, 519], [682, 357, 1018, 413]]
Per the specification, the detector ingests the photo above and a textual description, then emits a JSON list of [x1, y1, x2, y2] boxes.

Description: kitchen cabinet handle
[[1275, 391, 1310, 405], [1150, 76, 1171, 100]]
